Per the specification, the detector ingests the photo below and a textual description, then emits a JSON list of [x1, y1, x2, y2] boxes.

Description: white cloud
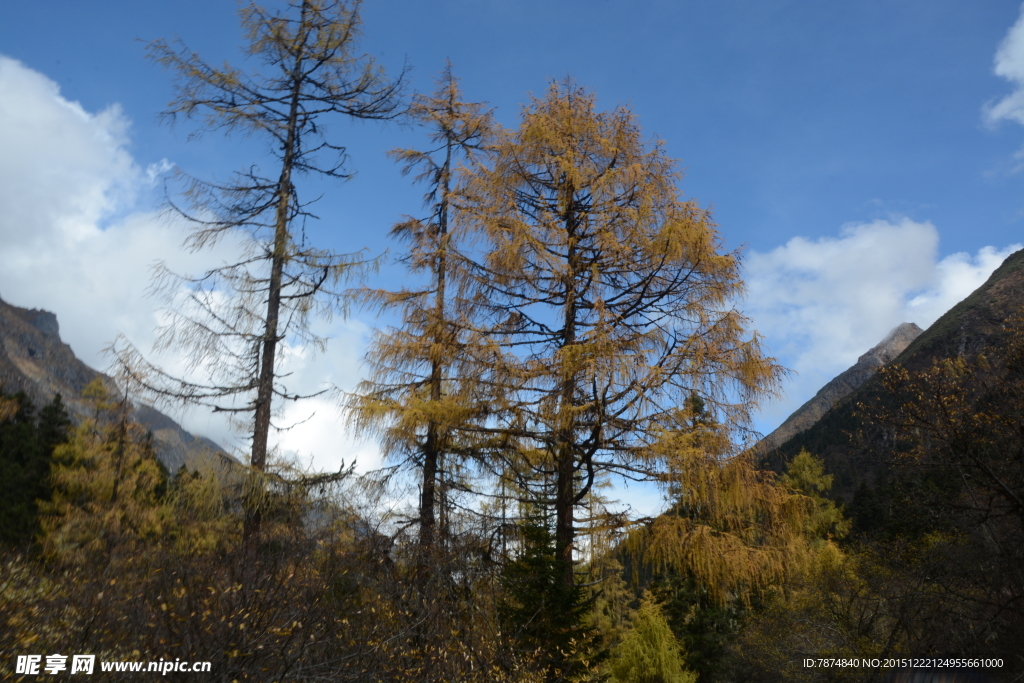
[[277, 396, 384, 474], [744, 218, 1021, 432], [985, 3, 1024, 127], [0, 55, 374, 472], [0, 57, 135, 248], [269, 320, 384, 472]]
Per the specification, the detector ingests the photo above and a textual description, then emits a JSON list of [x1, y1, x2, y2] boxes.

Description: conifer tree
[[349, 64, 492, 555], [37, 394, 72, 457], [500, 517, 601, 681], [642, 432, 846, 679], [608, 593, 696, 683], [40, 380, 169, 566], [458, 80, 783, 590], [779, 448, 849, 542], [0, 392, 42, 548], [112, 0, 404, 540], [0, 391, 70, 549]]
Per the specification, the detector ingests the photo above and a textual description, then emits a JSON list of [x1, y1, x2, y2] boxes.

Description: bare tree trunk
[[419, 417, 439, 551], [245, 34, 305, 543], [135, 0, 405, 555]]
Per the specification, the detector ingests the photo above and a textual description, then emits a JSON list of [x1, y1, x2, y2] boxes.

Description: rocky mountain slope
[[765, 247, 1024, 498], [0, 295, 238, 474], [758, 321, 922, 452]]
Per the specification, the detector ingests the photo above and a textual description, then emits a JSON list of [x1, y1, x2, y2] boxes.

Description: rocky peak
[[857, 322, 922, 367], [24, 309, 60, 339], [758, 322, 923, 453], [6, 303, 61, 340]]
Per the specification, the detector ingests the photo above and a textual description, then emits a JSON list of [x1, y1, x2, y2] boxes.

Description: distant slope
[[758, 322, 922, 452], [768, 248, 1024, 498], [0, 295, 239, 474]]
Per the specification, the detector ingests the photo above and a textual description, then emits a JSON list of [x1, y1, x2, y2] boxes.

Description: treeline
[[2, 380, 850, 682], [5, 341, 1022, 681], [6, 365, 1020, 681]]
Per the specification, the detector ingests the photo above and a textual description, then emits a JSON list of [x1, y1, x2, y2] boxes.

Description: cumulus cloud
[[986, 4, 1024, 128], [0, 56, 172, 356], [744, 218, 1022, 431], [0, 55, 377, 472]]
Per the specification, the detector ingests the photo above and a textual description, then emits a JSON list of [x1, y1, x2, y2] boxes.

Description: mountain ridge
[[767, 247, 1024, 497], [0, 294, 238, 474], [758, 321, 922, 452]]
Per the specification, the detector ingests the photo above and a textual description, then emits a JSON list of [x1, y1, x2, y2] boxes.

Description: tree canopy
[[456, 80, 783, 587], [111, 0, 404, 540]]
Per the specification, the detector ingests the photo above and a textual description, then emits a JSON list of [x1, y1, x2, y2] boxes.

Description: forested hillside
[[0, 295, 236, 475]]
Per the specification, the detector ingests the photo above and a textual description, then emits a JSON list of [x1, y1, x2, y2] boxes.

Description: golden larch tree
[[349, 64, 493, 556], [458, 80, 783, 589]]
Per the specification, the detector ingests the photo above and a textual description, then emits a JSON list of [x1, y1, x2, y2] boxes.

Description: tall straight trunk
[[245, 25, 306, 542], [555, 195, 579, 589], [418, 146, 453, 556], [419, 345, 442, 555], [555, 440, 575, 587]]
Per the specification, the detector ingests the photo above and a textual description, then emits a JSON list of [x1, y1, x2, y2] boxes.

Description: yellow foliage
[[636, 422, 848, 607], [454, 80, 787, 609], [608, 593, 697, 683], [0, 394, 17, 422], [40, 411, 169, 566]]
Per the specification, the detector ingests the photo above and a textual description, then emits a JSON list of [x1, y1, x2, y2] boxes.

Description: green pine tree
[[500, 517, 604, 681], [608, 593, 696, 683], [0, 391, 71, 549]]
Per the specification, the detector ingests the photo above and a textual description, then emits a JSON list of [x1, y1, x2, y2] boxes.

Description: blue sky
[[2, 1, 1024, 505], [6, 0, 1024, 254]]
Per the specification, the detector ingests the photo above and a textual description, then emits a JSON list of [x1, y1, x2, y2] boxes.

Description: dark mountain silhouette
[[0, 294, 238, 474]]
